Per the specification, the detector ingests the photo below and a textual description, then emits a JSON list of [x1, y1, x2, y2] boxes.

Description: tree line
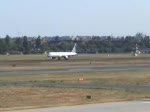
[[0, 33, 150, 54]]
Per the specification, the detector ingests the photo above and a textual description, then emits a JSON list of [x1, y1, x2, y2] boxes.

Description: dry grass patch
[[0, 86, 150, 111], [1, 70, 150, 86]]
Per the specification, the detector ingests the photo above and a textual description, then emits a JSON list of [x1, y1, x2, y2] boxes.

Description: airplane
[[47, 43, 77, 60]]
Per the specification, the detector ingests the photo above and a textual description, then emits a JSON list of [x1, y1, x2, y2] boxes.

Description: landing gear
[[51, 57, 56, 59], [64, 56, 68, 60], [64, 57, 68, 60]]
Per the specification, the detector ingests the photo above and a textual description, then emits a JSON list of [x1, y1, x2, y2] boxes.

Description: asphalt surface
[[0, 64, 150, 91], [9, 101, 150, 112], [0, 64, 150, 75]]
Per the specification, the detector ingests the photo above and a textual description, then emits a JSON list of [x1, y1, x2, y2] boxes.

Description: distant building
[[141, 48, 150, 54]]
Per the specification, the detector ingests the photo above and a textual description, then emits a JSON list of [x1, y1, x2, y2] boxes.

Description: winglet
[[71, 43, 77, 53]]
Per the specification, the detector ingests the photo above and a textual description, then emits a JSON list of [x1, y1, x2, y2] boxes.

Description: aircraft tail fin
[[71, 43, 77, 53]]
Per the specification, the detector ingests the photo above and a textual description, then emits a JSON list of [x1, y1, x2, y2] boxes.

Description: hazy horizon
[[0, 0, 150, 37]]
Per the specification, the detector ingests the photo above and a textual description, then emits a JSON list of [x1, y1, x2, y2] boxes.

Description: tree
[[135, 33, 145, 39], [0, 39, 6, 53], [143, 36, 150, 48], [36, 36, 41, 49], [4, 35, 11, 52], [54, 36, 59, 42], [15, 38, 23, 51], [23, 36, 30, 53], [5, 35, 10, 45]]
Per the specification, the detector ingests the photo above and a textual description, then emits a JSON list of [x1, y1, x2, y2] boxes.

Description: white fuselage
[[48, 52, 77, 57], [48, 52, 77, 60], [48, 43, 77, 60]]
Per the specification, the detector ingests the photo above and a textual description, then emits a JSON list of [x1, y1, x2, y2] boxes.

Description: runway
[[0, 64, 150, 75], [9, 100, 150, 112]]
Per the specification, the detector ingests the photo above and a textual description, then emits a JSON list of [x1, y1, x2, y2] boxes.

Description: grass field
[[0, 54, 150, 110], [1, 70, 150, 86], [1, 54, 150, 71], [1, 86, 150, 111]]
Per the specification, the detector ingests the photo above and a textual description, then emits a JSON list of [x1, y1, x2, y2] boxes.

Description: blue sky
[[0, 0, 150, 37]]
